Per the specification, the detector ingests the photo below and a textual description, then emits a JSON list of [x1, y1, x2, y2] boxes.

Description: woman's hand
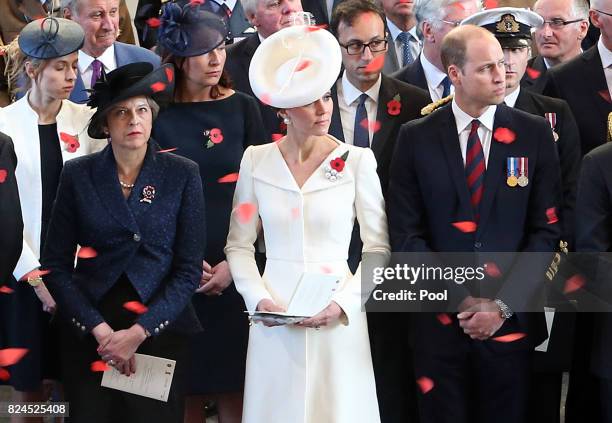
[[196, 260, 233, 295], [256, 299, 286, 327], [298, 301, 344, 329], [33, 283, 57, 314], [98, 324, 147, 373], [92, 322, 114, 346]]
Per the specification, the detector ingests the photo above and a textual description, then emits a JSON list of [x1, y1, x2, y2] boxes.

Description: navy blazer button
[[72, 318, 76, 323], [154, 328, 160, 334], [81, 325, 86, 331], [160, 323, 165, 329], [164, 320, 169, 325], [474, 242, 482, 249], [133, 233, 141, 242]]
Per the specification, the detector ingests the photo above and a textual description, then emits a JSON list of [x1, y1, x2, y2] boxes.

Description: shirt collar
[[504, 87, 521, 108], [420, 53, 447, 88], [451, 99, 497, 134], [78, 44, 115, 73], [598, 36, 612, 68], [386, 18, 418, 42], [341, 71, 382, 106]]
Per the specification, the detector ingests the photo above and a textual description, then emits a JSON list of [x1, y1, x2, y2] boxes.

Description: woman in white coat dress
[[225, 23, 390, 423], [0, 17, 105, 405]]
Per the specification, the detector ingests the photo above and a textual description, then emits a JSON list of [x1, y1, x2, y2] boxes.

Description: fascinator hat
[[248, 19, 342, 109], [87, 63, 175, 139], [158, 0, 229, 57], [18, 17, 84, 59]]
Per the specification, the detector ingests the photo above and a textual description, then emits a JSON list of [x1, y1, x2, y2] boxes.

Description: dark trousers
[[600, 378, 612, 422], [527, 371, 563, 423], [413, 344, 532, 423], [59, 277, 191, 423]]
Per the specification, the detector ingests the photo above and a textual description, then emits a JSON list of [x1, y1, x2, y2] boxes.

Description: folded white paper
[[101, 353, 176, 402]]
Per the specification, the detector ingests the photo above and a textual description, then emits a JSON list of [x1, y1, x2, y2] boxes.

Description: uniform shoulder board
[[608, 111, 612, 143], [421, 94, 454, 116]]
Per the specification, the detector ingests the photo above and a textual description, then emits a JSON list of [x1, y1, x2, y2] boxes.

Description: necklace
[[119, 180, 135, 189]]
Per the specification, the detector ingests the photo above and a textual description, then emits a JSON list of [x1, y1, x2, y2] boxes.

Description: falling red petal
[[295, 59, 312, 72], [157, 147, 178, 153], [546, 207, 559, 224], [484, 262, 502, 278], [236, 203, 257, 224], [19, 269, 50, 282], [436, 313, 452, 326], [360, 118, 382, 133], [363, 55, 385, 73], [452, 221, 477, 233], [59, 132, 78, 144], [321, 265, 333, 274], [564, 274, 586, 294], [492, 332, 527, 343], [150, 82, 166, 93], [146, 17, 161, 28], [525, 67, 541, 80], [0, 348, 29, 367], [493, 127, 516, 144], [449, 1, 465, 10], [483, 0, 498, 8], [165, 67, 174, 83], [189, 0, 205, 5], [271, 133, 284, 143], [291, 207, 300, 219], [217, 173, 239, 183], [416, 376, 435, 394], [77, 246, 98, 259], [0, 368, 9, 381], [260, 93, 272, 106], [0, 286, 14, 294], [123, 301, 148, 314], [306, 24, 328, 32], [598, 90, 612, 103], [0, 169, 7, 183], [90, 360, 109, 372]]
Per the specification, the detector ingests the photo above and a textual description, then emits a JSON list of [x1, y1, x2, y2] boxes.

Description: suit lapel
[[514, 88, 536, 113], [330, 82, 345, 142], [70, 73, 88, 104], [384, 42, 400, 74], [581, 47, 611, 118], [371, 76, 396, 158], [127, 141, 169, 220]]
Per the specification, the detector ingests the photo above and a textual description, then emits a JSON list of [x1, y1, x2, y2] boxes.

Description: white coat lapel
[[251, 145, 301, 192]]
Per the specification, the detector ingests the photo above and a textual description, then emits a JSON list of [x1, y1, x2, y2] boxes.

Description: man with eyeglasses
[[392, 0, 482, 102], [329, 1, 429, 422], [521, 0, 589, 93]]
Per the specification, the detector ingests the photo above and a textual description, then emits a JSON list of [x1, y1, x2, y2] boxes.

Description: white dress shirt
[[452, 100, 496, 168], [503, 86, 521, 108], [421, 53, 453, 102], [78, 44, 117, 91], [386, 19, 421, 67], [598, 37, 612, 101], [336, 72, 382, 146]]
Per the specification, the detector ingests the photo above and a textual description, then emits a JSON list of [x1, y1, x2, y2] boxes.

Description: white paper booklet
[[101, 353, 176, 402]]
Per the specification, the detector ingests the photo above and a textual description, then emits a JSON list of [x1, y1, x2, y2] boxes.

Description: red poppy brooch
[[323, 151, 349, 182], [387, 94, 401, 116], [204, 128, 224, 148], [59, 132, 80, 153]]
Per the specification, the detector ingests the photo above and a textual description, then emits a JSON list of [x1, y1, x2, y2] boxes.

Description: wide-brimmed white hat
[[249, 25, 342, 109]]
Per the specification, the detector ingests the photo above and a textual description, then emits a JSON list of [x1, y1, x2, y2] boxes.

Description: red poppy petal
[[0, 286, 14, 294], [493, 127, 516, 144], [76, 246, 98, 259], [484, 262, 502, 278], [564, 274, 586, 294], [157, 147, 178, 153], [165, 67, 174, 83], [0, 368, 10, 381], [360, 118, 381, 133], [123, 301, 148, 314], [291, 207, 300, 219], [59, 132, 78, 144], [271, 133, 284, 143], [525, 67, 541, 80], [416, 376, 435, 394], [189, 0, 205, 5], [150, 82, 166, 93], [546, 207, 559, 224], [0, 348, 29, 367], [483, 0, 498, 8], [320, 265, 333, 274], [452, 221, 477, 233], [90, 360, 109, 372], [260, 93, 272, 106], [363, 55, 385, 73], [492, 332, 527, 343], [236, 203, 257, 224], [598, 90, 612, 103], [146, 17, 161, 28], [0, 169, 7, 183], [19, 269, 50, 282], [305, 24, 328, 32], [295, 60, 312, 72], [217, 172, 239, 183], [436, 313, 452, 326]]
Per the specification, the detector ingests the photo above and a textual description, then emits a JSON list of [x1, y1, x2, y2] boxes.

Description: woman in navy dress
[[154, 2, 266, 422]]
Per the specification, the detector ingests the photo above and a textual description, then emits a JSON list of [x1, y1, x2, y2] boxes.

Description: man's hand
[[457, 300, 505, 340], [196, 260, 233, 295]]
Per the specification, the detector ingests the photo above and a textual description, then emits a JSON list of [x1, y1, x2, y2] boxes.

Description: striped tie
[[465, 120, 485, 220]]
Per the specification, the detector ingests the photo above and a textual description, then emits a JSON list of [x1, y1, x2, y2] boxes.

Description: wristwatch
[[27, 275, 43, 288], [494, 299, 514, 319]]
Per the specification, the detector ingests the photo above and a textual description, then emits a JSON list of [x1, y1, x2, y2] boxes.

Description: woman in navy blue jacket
[[42, 62, 205, 423]]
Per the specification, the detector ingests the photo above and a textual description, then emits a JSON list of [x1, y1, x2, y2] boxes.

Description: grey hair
[[241, 0, 260, 17], [60, 0, 80, 14], [533, 0, 590, 20], [414, 0, 482, 35]]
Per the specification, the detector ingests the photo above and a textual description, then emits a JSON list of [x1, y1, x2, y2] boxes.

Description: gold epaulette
[[607, 111, 611, 143], [421, 94, 454, 116]]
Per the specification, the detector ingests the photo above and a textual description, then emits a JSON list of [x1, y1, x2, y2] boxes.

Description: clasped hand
[[92, 322, 147, 376], [457, 297, 505, 340], [196, 260, 232, 296], [256, 299, 344, 328]]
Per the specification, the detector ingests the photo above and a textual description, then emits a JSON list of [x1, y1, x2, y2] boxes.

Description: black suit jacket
[[515, 88, 581, 248], [301, 0, 329, 26], [390, 54, 430, 100], [388, 104, 562, 352], [329, 74, 430, 193], [521, 55, 549, 94], [42, 141, 205, 338], [543, 46, 612, 155], [0, 134, 22, 286], [576, 142, 612, 378], [225, 34, 276, 142]]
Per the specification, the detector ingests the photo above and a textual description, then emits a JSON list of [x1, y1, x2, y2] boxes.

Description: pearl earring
[[283, 117, 291, 125]]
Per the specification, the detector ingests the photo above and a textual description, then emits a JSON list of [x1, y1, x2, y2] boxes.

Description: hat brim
[[498, 36, 531, 48]]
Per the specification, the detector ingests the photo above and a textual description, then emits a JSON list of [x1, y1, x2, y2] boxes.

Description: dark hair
[[330, 0, 387, 38], [89, 97, 160, 139], [162, 51, 233, 101]]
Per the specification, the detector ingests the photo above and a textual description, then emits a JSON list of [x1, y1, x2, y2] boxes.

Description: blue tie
[[441, 76, 451, 97], [397, 32, 414, 67], [353, 93, 369, 148]]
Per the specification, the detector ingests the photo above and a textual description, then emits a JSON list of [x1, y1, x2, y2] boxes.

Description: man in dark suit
[[62, 0, 160, 104], [225, 0, 302, 141], [521, 0, 590, 93], [380, 0, 420, 75], [388, 25, 561, 423], [392, 0, 482, 102], [329, 1, 428, 421]]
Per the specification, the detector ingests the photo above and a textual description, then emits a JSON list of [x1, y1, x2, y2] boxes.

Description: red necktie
[[465, 120, 485, 220]]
